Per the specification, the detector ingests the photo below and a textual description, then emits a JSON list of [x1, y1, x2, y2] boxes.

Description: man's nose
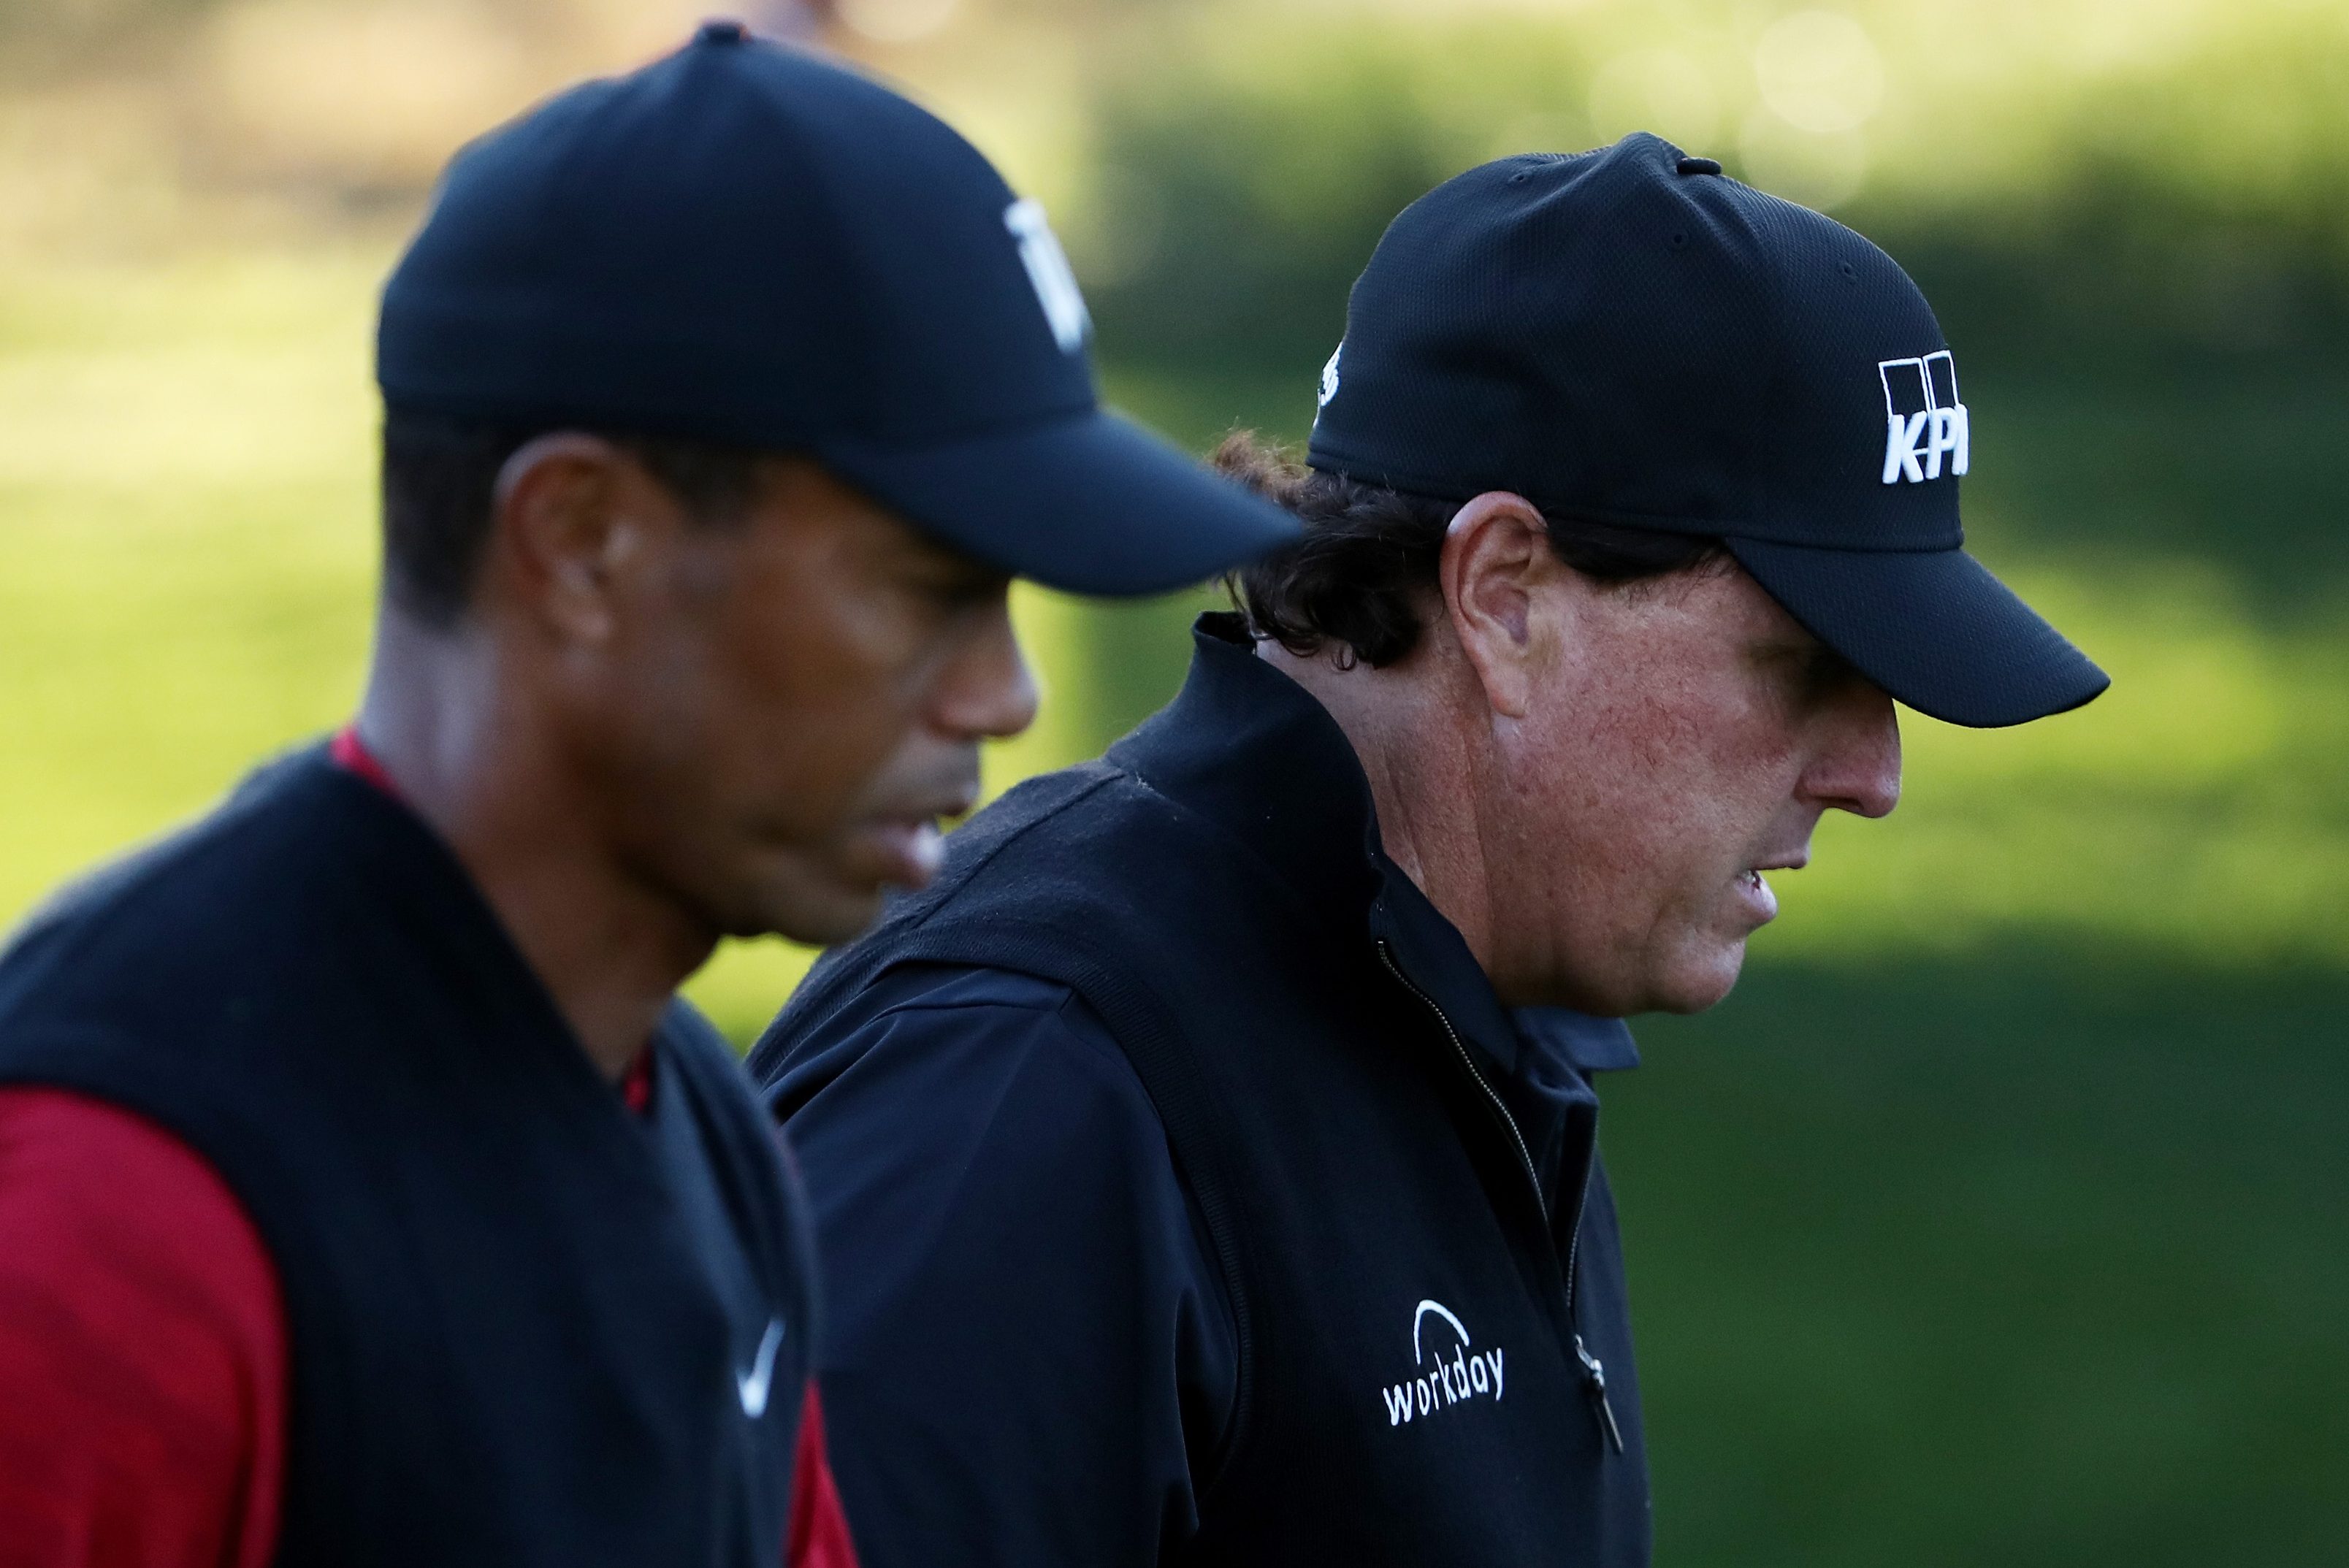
[[1805, 684, 1903, 819], [933, 600, 1040, 743]]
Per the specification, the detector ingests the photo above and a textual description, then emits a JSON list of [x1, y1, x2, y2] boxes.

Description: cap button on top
[[697, 18, 748, 45], [1675, 156, 1723, 176]]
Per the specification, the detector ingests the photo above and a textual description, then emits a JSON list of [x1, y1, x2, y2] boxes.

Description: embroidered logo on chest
[[1378, 1299, 1505, 1427], [736, 1317, 784, 1419]]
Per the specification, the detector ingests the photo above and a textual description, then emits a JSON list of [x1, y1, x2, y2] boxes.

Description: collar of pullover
[[1110, 614, 1638, 1079]]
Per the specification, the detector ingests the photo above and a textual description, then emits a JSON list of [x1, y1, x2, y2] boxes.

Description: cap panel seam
[[1729, 184, 1795, 519], [730, 67, 893, 431]]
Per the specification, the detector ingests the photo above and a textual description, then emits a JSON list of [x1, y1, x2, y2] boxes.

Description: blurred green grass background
[[1, 0, 2342, 1561]]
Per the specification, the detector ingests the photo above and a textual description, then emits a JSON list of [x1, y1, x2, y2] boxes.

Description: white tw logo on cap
[[1879, 351, 1970, 484], [1004, 198, 1091, 355]]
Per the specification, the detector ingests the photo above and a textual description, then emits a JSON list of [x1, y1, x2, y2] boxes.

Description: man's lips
[[861, 789, 979, 887], [1733, 854, 1807, 924], [866, 819, 945, 884]]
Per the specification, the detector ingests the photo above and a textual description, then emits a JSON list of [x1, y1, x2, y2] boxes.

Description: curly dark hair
[[1216, 431, 1726, 667], [380, 408, 768, 627]]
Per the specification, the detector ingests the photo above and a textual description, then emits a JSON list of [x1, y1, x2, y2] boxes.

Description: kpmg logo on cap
[[1879, 351, 1970, 484], [1004, 198, 1091, 355]]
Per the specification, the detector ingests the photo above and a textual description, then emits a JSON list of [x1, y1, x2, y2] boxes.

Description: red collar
[[619, 1049, 656, 1115], [329, 725, 402, 801]]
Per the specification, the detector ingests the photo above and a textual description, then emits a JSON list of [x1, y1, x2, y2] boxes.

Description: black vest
[[760, 616, 1651, 1567], [0, 750, 806, 1567]]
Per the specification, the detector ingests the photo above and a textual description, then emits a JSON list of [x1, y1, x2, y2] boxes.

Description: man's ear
[[1438, 490, 1555, 719], [488, 434, 664, 645]]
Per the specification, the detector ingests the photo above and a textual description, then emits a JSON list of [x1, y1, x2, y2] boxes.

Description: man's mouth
[[1735, 855, 1804, 922], [858, 817, 942, 887], [1733, 867, 1779, 924], [866, 788, 979, 889]]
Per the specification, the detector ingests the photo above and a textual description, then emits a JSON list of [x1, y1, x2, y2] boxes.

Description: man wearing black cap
[[0, 24, 1289, 1568], [749, 134, 2107, 1568]]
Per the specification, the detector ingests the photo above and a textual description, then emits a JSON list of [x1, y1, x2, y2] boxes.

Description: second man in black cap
[[752, 134, 2107, 1568]]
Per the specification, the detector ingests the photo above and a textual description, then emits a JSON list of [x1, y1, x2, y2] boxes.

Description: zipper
[[1559, 1162, 1625, 1453], [1575, 1334, 1627, 1453], [1375, 938, 1622, 1455], [1560, 1161, 1593, 1324], [1377, 941, 1544, 1220]]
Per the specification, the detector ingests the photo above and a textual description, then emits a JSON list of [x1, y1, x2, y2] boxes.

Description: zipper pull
[[1575, 1334, 1626, 1455]]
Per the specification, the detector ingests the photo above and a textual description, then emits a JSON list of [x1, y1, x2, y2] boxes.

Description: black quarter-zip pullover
[[755, 614, 1651, 1567]]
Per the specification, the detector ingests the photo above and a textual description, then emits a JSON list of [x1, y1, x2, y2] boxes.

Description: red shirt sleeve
[[784, 1381, 860, 1568], [0, 1087, 286, 1568]]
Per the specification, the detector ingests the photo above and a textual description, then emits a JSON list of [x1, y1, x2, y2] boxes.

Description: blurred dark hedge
[[1078, 18, 2349, 381]]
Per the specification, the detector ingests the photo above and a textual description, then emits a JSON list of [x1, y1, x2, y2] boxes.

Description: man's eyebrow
[[901, 545, 1009, 599], [1746, 632, 1861, 678]]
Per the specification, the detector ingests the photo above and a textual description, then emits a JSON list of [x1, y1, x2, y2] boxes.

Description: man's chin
[[1648, 939, 1748, 1015], [726, 876, 890, 949]]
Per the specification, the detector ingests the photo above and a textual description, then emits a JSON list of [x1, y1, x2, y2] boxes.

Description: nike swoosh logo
[[736, 1317, 785, 1419]]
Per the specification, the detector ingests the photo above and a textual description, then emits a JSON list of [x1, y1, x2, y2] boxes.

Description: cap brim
[[820, 408, 1298, 597], [1728, 538, 2109, 728]]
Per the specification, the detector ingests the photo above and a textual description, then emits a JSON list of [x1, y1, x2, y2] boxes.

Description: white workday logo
[[1379, 1299, 1505, 1427], [1879, 350, 1971, 484], [1004, 198, 1092, 354]]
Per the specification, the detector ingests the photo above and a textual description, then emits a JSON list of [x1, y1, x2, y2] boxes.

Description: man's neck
[[355, 613, 713, 1080], [1255, 638, 1500, 976]]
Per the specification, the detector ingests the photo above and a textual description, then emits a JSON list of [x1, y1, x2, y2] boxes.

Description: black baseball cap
[[1307, 133, 2107, 727], [377, 21, 1294, 596]]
